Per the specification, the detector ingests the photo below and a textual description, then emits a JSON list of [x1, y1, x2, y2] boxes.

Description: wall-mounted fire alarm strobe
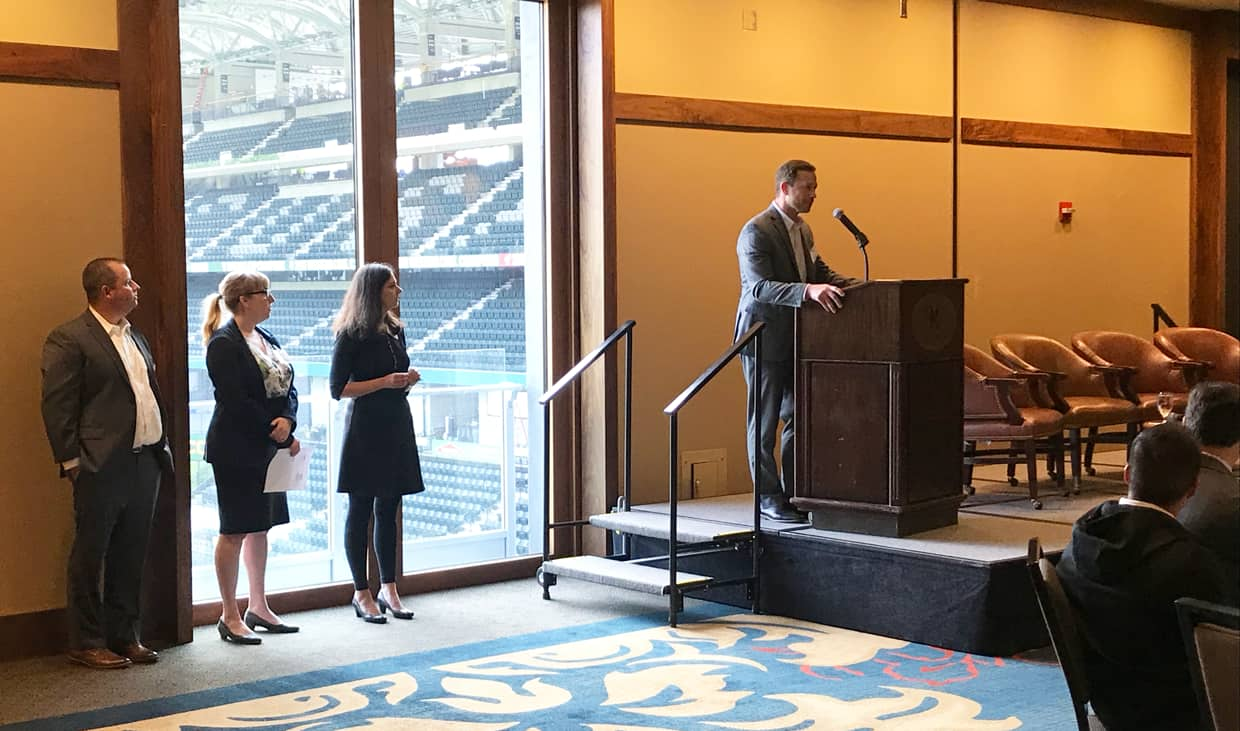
[[1058, 201, 1075, 224]]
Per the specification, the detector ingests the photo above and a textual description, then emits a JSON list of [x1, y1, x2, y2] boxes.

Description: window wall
[[181, 0, 544, 602], [393, 0, 544, 573]]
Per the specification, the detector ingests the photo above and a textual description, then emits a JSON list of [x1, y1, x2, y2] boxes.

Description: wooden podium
[[791, 279, 967, 537]]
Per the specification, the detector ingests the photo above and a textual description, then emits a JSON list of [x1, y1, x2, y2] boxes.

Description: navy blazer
[[203, 320, 298, 468]]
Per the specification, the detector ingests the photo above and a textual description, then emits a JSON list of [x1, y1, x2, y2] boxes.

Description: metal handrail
[[540, 320, 636, 405], [1151, 303, 1178, 333], [664, 323, 763, 415], [538, 320, 635, 570], [662, 322, 764, 625]]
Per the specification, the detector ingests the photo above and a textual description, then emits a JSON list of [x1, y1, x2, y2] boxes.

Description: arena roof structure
[[179, 0, 517, 73]]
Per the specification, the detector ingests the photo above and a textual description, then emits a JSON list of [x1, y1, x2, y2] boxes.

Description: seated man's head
[[1183, 381, 1240, 467], [1125, 422, 1201, 513]]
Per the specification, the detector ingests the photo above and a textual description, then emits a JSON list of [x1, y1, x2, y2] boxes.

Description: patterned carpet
[[14, 611, 1076, 730]]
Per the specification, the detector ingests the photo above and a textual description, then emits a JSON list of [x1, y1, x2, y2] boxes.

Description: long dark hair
[[333, 262, 402, 337]]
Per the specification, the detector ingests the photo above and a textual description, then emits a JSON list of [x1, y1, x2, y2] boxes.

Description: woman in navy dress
[[331, 263, 425, 622], [202, 270, 301, 644]]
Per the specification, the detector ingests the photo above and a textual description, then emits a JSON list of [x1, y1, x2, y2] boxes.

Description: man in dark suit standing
[[41, 258, 172, 669], [734, 160, 858, 522]]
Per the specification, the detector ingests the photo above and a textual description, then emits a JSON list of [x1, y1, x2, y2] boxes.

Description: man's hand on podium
[[805, 283, 845, 313]]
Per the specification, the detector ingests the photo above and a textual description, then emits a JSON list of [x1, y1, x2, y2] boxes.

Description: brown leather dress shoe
[[114, 643, 159, 664], [67, 647, 132, 670]]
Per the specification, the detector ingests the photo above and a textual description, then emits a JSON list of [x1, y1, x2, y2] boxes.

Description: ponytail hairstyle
[[200, 269, 270, 344], [333, 262, 402, 338]]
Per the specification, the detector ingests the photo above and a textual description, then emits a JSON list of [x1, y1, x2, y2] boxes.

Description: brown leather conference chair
[[963, 345, 1065, 508], [991, 334, 1144, 489], [1154, 327, 1240, 385], [1072, 330, 1202, 417]]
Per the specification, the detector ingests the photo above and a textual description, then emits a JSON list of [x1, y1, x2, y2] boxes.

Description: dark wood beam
[[118, 0, 192, 647], [1190, 11, 1240, 327], [546, 0, 584, 557], [0, 41, 120, 87], [978, 0, 1198, 30], [960, 117, 1194, 156], [355, 0, 399, 268], [616, 93, 954, 142], [354, 0, 399, 584]]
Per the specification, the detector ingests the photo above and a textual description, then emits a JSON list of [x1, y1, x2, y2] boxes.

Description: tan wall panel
[[959, 145, 1189, 349], [616, 124, 952, 503], [959, 0, 1191, 133], [614, 0, 953, 116], [0, 83, 122, 616], [0, 1, 118, 50]]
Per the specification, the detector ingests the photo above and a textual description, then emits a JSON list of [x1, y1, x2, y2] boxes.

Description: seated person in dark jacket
[[1057, 423, 1237, 731], [1178, 381, 1240, 580]]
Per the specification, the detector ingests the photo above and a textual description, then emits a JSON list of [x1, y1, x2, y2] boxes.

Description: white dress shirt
[[61, 308, 164, 473], [1118, 496, 1178, 521], [1200, 451, 1236, 474], [771, 202, 808, 282]]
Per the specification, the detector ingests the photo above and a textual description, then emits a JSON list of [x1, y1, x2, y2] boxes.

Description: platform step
[[589, 511, 753, 543], [541, 555, 712, 595]]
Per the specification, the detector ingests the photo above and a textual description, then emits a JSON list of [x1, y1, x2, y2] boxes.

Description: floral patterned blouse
[[244, 330, 293, 398]]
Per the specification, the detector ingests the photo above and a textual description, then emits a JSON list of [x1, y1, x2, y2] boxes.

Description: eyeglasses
[[243, 290, 271, 298]]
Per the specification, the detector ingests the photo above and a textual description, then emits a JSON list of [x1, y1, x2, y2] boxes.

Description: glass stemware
[[1156, 392, 1174, 422]]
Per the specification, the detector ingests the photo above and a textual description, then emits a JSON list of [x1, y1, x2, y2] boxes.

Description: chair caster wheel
[[963, 485, 976, 496], [1086, 467, 1096, 477], [1008, 477, 1019, 487], [1032, 500, 1043, 510]]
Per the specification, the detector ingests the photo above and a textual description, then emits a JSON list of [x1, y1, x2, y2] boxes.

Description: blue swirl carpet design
[[18, 612, 1076, 730]]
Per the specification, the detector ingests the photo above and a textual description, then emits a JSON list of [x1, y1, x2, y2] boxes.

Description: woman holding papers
[[330, 263, 425, 624], [202, 270, 301, 644]]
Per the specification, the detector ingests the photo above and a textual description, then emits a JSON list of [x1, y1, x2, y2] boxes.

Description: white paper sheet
[[264, 444, 313, 493]]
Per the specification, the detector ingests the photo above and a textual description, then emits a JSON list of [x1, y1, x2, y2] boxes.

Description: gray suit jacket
[[41, 310, 172, 476], [733, 205, 856, 361], [1179, 455, 1239, 573]]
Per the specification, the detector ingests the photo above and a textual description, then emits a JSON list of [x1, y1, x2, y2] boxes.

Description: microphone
[[832, 208, 869, 249]]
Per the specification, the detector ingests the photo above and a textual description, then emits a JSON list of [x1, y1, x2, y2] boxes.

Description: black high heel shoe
[[217, 619, 262, 645], [352, 599, 387, 624], [244, 610, 299, 634], [377, 596, 414, 620]]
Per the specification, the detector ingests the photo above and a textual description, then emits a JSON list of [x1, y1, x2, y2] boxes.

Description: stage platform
[[621, 456, 1129, 657]]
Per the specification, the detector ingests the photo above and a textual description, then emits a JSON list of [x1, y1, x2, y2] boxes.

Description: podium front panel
[[799, 362, 890, 504], [895, 359, 964, 506]]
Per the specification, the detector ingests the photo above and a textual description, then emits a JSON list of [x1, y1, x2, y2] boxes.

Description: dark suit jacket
[[1178, 455, 1240, 578], [41, 310, 172, 476], [733, 205, 856, 361], [203, 320, 298, 468]]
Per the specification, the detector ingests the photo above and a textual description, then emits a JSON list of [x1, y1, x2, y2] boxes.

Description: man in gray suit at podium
[[734, 160, 859, 522]]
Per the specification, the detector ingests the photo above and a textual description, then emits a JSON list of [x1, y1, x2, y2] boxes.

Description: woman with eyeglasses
[[201, 270, 301, 644], [330, 263, 425, 624]]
